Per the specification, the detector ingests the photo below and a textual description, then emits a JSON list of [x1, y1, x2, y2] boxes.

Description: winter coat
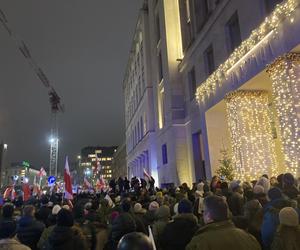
[[186, 220, 261, 250], [152, 220, 168, 250], [36, 206, 52, 227], [228, 192, 245, 216], [37, 225, 55, 250], [74, 219, 96, 250], [271, 225, 300, 250], [17, 216, 45, 250], [0, 238, 31, 250], [282, 185, 299, 200], [45, 225, 87, 250], [104, 213, 136, 250], [261, 198, 292, 249], [160, 213, 198, 250]]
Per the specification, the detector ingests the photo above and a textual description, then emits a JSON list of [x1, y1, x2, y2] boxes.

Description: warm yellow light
[[266, 53, 300, 176], [196, 0, 298, 102], [225, 90, 278, 181]]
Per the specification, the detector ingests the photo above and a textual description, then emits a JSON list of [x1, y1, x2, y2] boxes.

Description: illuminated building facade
[[80, 146, 117, 181], [124, 0, 300, 185]]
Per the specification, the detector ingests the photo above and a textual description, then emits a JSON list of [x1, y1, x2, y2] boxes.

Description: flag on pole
[[37, 167, 47, 177], [96, 177, 105, 191], [143, 168, 151, 181], [4, 186, 16, 201], [64, 156, 73, 200], [83, 177, 92, 189]]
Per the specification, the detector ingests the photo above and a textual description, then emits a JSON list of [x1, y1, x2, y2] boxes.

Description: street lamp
[[3, 144, 8, 150]]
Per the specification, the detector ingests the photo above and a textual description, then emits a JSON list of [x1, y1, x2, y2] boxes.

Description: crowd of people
[[0, 173, 300, 250]]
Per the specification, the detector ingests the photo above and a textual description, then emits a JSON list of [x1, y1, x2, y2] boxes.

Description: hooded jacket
[[160, 213, 198, 250], [186, 220, 261, 250]]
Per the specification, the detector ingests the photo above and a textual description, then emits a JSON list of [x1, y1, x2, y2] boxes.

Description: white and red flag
[[64, 156, 73, 200], [83, 177, 92, 189], [3, 186, 16, 200], [143, 169, 151, 181], [96, 177, 105, 190], [37, 167, 47, 177]]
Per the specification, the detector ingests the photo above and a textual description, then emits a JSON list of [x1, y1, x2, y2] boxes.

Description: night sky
[[0, 0, 141, 171]]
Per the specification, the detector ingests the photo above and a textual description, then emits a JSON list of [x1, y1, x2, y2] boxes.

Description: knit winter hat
[[268, 187, 283, 201], [134, 203, 146, 214], [279, 207, 299, 227], [52, 205, 61, 215], [155, 205, 170, 220], [178, 199, 192, 214], [156, 192, 163, 198], [148, 201, 159, 211], [253, 185, 265, 194], [57, 208, 74, 227]]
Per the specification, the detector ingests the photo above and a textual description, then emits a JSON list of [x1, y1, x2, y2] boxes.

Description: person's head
[[0, 220, 17, 239], [52, 205, 61, 215], [148, 201, 159, 212], [133, 203, 146, 214], [2, 203, 14, 218], [57, 208, 74, 227], [178, 199, 192, 214], [270, 177, 278, 186], [23, 205, 35, 217], [283, 173, 295, 186], [155, 205, 170, 220], [279, 207, 299, 227], [40, 195, 49, 206], [203, 195, 229, 224], [268, 187, 282, 201], [120, 198, 131, 213], [117, 232, 153, 250]]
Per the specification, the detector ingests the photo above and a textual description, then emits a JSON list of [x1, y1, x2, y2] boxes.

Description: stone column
[[267, 53, 300, 176], [225, 90, 278, 180]]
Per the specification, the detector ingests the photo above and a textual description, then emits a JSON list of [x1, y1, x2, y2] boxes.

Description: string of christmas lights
[[225, 90, 278, 181], [266, 53, 300, 176], [196, 0, 298, 102]]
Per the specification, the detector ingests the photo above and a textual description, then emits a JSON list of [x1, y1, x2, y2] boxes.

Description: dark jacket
[[45, 225, 87, 250], [160, 213, 198, 250], [104, 213, 136, 250], [261, 198, 292, 249], [186, 220, 261, 250], [17, 216, 45, 250], [36, 206, 52, 227], [271, 225, 300, 250], [228, 192, 245, 216]]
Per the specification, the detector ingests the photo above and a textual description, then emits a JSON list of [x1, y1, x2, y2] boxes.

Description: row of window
[[127, 114, 147, 152]]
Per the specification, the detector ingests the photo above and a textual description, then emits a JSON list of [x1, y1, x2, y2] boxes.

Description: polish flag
[[83, 177, 92, 189], [22, 183, 31, 201], [38, 167, 47, 177], [4, 186, 16, 200], [96, 177, 105, 190], [64, 156, 73, 200], [143, 169, 151, 181]]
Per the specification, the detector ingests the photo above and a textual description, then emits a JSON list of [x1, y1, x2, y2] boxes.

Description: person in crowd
[[0, 202, 15, 222], [186, 195, 261, 250], [271, 207, 300, 250], [104, 213, 136, 250], [37, 204, 61, 250], [261, 187, 293, 249], [46, 208, 87, 250], [17, 205, 45, 250], [228, 181, 245, 216], [152, 205, 171, 250], [117, 232, 153, 250], [253, 185, 268, 207], [282, 173, 299, 199], [161, 199, 198, 250], [255, 176, 270, 194], [0, 219, 31, 250], [36, 196, 52, 227], [124, 177, 130, 192], [143, 201, 159, 227]]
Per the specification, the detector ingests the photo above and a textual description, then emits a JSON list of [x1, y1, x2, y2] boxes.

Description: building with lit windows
[[123, 2, 159, 183], [111, 143, 127, 179], [124, 0, 300, 186], [80, 146, 117, 182]]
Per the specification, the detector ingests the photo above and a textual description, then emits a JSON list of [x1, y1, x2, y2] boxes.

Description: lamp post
[[0, 143, 8, 188]]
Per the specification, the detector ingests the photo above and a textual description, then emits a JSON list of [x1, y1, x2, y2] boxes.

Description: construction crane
[[0, 8, 63, 177]]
